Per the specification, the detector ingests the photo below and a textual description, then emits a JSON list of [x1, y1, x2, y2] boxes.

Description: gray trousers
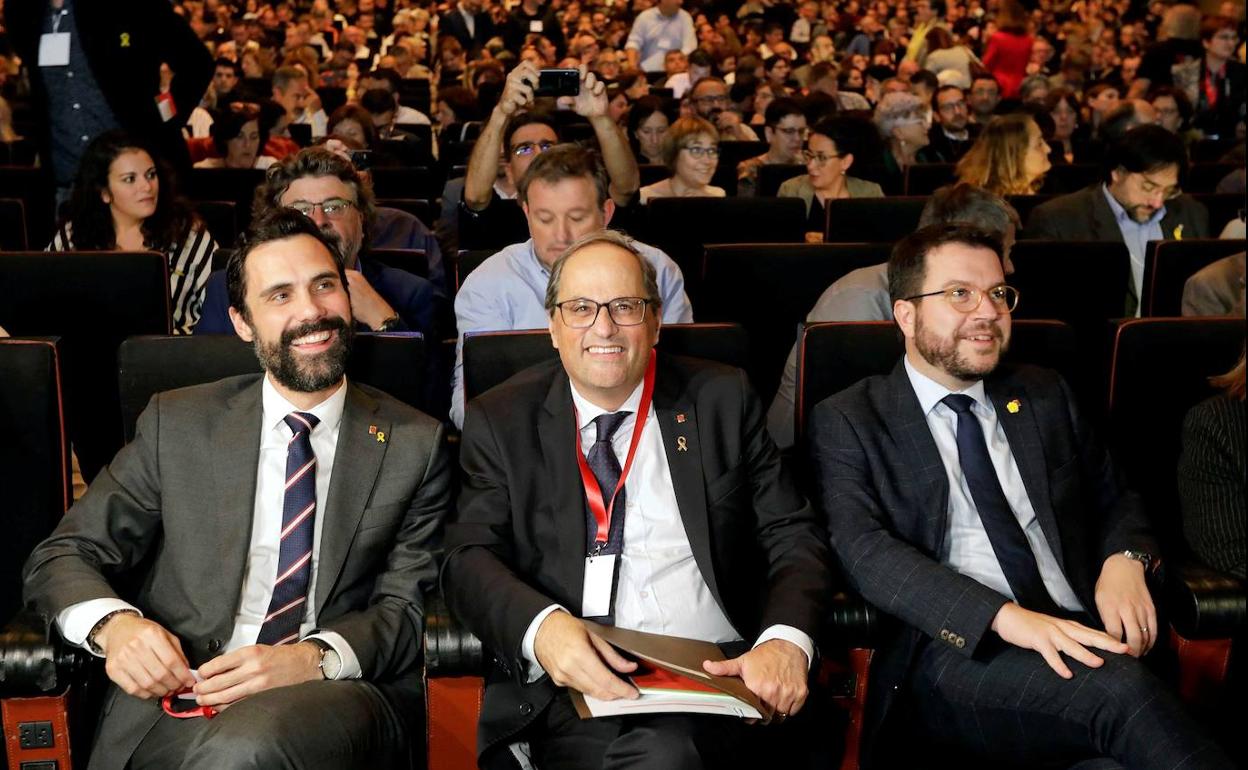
[[124, 680, 408, 770]]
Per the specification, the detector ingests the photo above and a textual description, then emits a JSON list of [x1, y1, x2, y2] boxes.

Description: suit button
[[519, 702, 534, 716], [955, 637, 966, 649], [208, 638, 223, 652], [939, 629, 950, 641]]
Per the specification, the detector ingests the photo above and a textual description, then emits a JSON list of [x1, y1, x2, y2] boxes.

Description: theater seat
[[1141, 239, 1247, 317], [824, 197, 926, 243], [1008, 240, 1131, 321], [0, 198, 29, 251]]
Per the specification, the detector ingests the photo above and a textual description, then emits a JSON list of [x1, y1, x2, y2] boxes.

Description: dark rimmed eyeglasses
[[555, 297, 651, 328]]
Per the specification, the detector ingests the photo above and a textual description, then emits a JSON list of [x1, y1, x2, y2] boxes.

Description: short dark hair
[[764, 97, 804, 127], [360, 87, 396, 116], [361, 67, 402, 92], [209, 103, 265, 156], [910, 69, 939, 92], [1103, 124, 1188, 185], [809, 114, 879, 162], [226, 209, 347, 321], [214, 57, 243, 78], [688, 49, 714, 69], [503, 111, 558, 153], [254, 147, 378, 249], [518, 143, 610, 207], [888, 224, 1004, 303]]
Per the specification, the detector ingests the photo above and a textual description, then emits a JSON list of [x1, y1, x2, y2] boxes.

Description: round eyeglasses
[[904, 284, 1020, 313], [555, 297, 651, 328], [288, 198, 356, 220]]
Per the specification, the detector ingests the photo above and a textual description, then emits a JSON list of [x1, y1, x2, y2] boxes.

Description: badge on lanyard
[[575, 350, 656, 617]]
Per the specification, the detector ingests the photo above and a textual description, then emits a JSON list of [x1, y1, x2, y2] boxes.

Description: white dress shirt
[[904, 357, 1084, 612], [519, 377, 815, 680], [56, 376, 362, 678]]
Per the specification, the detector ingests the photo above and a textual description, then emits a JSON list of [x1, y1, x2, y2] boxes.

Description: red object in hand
[[160, 689, 217, 719]]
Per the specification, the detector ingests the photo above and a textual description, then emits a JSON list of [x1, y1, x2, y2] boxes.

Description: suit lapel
[[885, 362, 951, 552], [1087, 186, 1120, 242], [986, 374, 1066, 569], [652, 360, 724, 610], [208, 381, 264, 625], [536, 370, 592, 610], [315, 384, 386, 616]]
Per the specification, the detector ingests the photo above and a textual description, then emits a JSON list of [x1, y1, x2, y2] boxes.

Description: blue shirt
[[40, 0, 119, 186], [625, 7, 697, 72], [450, 237, 693, 428], [1102, 184, 1165, 313]]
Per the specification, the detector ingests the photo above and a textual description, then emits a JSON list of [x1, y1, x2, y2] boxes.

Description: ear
[[548, 312, 560, 349], [229, 305, 256, 342], [1108, 167, 1123, 187], [893, 298, 916, 340], [764, 125, 774, 144], [602, 197, 617, 227], [100, 187, 112, 206], [841, 152, 855, 173]]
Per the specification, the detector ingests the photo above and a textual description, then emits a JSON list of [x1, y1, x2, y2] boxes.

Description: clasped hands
[[533, 610, 809, 719], [95, 614, 322, 709], [992, 553, 1157, 679]]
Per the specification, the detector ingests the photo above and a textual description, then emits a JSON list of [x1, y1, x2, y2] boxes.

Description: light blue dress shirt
[[1101, 185, 1165, 314]]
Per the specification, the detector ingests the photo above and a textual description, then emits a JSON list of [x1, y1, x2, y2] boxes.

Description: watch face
[[322, 649, 343, 679]]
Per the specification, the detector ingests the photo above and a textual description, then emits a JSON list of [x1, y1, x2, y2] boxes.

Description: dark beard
[[254, 316, 354, 393], [914, 315, 1008, 382]]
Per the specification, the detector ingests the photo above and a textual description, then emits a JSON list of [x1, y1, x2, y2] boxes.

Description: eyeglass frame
[[554, 296, 652, 328], [511, 140, 556, 157], [1133, 171, 1184, 201], [903, 284, 1021, 313], [680, 144, 720, 159], [287, 197, 357, 220]]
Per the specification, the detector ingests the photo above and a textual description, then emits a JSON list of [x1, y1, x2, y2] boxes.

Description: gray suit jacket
[[1026, 185, 1210, 243], [23, 375, 449, 770]]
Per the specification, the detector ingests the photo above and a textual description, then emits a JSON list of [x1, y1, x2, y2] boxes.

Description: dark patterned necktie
[[257, 412, 320, 645], [941, 395, 1060, 613], [584, 411, 631, 555]]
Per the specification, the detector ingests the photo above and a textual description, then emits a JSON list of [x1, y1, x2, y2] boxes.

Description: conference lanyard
[[573, 350, 656, 555]]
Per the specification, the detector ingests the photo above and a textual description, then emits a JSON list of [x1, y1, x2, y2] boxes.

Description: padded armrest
[[827, 592, 881, 649], [424, 594, 485, 678], [1165, 562, 1246, 640], [0, 610, 90, 697]]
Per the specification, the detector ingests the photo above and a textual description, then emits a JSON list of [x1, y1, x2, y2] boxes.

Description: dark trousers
[[123, 680, 408, 770], [909, 637, 1235, 770]]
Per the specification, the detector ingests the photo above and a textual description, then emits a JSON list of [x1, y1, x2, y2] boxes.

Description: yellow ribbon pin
[[1172, 224, 1184, 241], [676, 436, 688, 452], [376, 431, 386, 443], [120, 32, 131, 48], [1006, 399, 1021, 414]]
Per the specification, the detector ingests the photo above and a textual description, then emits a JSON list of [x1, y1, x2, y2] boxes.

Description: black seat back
[[370, 166, 440, 202], [1008, 240, 1130, 321], [825, 197, 926, 243], [795, 320, 1081, 446], [904, 164, 955, 195], [0, 165, 56, 246], [117, 333, 428, 441], [0, 338, 72, 621], [0, 252, 171, 481], [1187, 162, 1239, 193], [1142, 239, 1246, 317], [1190, 193, 1244, 235], [195, 200, 238, 249], [710, 141, 768, 194], [184, 169, 267, 230], [757, 164, 807, 197], [378, 198, 437, 229], [455, 249, 498, 290], [458, 199, 529, 250], [463, 323, 749, 404], [0, 197, 29, 251], [369, 248, 429, 278]]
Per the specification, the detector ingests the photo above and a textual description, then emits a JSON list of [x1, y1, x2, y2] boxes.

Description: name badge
[[529, 19, 544, 32], [38, 33, 71, 67], [582, 554, 616, 618]]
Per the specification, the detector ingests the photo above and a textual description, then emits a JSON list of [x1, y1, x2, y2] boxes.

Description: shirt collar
[[569, 377, 646, 433], [524, 238, 552, 277], [1101, 184, 1166, 228], [262, 374, 349, 435], [903, 354, 989, 416]]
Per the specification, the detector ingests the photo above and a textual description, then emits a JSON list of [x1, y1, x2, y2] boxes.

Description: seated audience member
[[689, 76, 760, 141], [1084, 83, 1122, 139], [436, 86, 481, 137], [272, 64, 328, 140], [1028, 125, 1209, 314], [806, 61, 873, 111], [1150, 86, 1195, 137], [1045, 88, 1090, 164], [1191, 15, 1245, 142], [444, 228, 832, 769], [763, 54, 795, 95], [766, 183, 1019, 447], [1221, 209, 1246, 239], [780, 115, 885, 238], [920, 86, 980, 163], [749, 83, 777, 128], [450, 144, 692, 428], [357, 67, 434, 127], [968, 75, 1002, 124], [463, 61, 640, 234], [665, 49, 714, 99], [809, 223, 1235, 769], [955, 114, 1052, 196], [874, 91, 930, 194], [196, 148, 442, 340], [23, 210, 448, 770], [328, 103, 381, 152], [1018, 75, 1050, 104], [49, 130, 216, 335], [737, 98, 808, 197], [638, 116, 726, 202], [1178, 350, 1246, 579], [627, 95, 673, 166], [1099, 99, 1160, 145], [1182, 252, 1246, 316], [909, 70, 940, 108], [258, 100, 301, 161], [195, 105, 278, 170]]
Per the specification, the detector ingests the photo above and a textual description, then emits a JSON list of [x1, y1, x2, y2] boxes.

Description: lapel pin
[[676, 413, 687, 423], [1172, 224, 1184, 241], [120, 32, 131, 47], [1006, 399, 1022, 414], [369, 425, 377, 434], [376, 431, 387, 443], [676, 436, 688, 452]]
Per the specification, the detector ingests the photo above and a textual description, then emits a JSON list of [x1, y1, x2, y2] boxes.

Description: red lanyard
[[573, 350, 657, 551]]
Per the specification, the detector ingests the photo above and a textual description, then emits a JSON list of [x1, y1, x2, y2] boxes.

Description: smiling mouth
[[290, 329, 335, 350], [586, 345, 625, 356]]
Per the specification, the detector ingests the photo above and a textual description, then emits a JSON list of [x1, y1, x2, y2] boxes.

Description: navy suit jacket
[[810, 361, 1156, 767]]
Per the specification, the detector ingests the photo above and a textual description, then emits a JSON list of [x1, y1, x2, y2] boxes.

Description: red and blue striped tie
[[257, 411, 320, 646]]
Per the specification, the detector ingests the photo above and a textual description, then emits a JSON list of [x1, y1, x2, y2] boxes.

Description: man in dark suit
[[440, 0, 499, 56], [5, 0, 213, 193], [809, 224, 1233, 769], [23, 211, 449, 769], [443, 229, 831, 769], [1027, 125, 1210, 315]]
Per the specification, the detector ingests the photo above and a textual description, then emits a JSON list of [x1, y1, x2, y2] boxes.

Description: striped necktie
[[257, 411, 320, 646]]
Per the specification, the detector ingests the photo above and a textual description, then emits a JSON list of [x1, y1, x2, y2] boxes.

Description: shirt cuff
[[520, 604, 565, 683], [56, 598, 143, 656], [753, 625, 814, 671], [304, 630, 363, 680]]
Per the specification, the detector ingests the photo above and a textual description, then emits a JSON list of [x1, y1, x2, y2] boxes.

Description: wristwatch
[[306, 637, 343, 680], [1121, 550, 1158, 573], [375, 315, 402, 332]]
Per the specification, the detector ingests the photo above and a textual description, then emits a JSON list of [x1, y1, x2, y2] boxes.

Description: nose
[[590, 302, 619, 336], [307, 206, 330, 227], [1146, 190, 1166, 209]]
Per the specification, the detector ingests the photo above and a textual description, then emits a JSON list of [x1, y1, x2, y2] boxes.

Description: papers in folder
[[569, 621, 773, 722]]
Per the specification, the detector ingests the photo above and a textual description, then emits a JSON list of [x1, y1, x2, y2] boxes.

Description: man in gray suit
[[23, 211, 449, 769], [809, 224, 1232, 768]]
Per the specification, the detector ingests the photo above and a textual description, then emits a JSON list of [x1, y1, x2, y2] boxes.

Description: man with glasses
[[919, 85, 979, 163], [737, 98, 807, 197], [809, 223, 1234, 769], [445, 229, 831, 769], [689, 77, 760, 141], [462, 60, 640, 247], [451, 144, 690, 428], [195, 147, 443, 341], [1028, 125, 1209, 315]]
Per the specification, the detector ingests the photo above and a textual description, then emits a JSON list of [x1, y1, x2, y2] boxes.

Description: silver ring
[[1140, 625, 1149, 634]]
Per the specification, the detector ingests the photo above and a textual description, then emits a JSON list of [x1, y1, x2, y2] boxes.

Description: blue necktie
[[584, 411, 631, 555], [257, 412, 320, 646], [941, 395, 1060, 614]]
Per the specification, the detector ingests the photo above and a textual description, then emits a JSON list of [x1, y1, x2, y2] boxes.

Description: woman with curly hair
[[47, 130, 217, 334], [638, 116, 726, 201], [955, 113, 1051, 196]]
